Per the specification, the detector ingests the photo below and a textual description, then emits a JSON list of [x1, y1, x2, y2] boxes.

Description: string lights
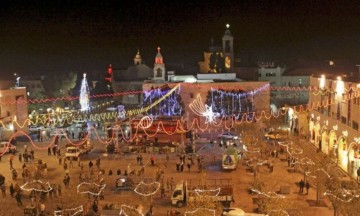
[[54, 205, 84, 216], [250, 189, 286, 199], [324, 189, 360, 203], [194, 188, 221, 197], [20, 180, 52, 193], [305, 168, 332, 179], [133, 181, 161, 197], [76, 182, 106, 196], [266, 209, 290, 216]]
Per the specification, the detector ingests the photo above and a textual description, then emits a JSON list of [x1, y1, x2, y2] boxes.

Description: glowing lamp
[[335, 76, 344, 101], [319, 74, 325, 90]]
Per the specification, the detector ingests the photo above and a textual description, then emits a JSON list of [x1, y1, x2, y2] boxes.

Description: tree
[[27, 88, 46, 113]]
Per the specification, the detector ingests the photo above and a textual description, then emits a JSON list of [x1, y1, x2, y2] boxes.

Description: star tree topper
[[202, 104, 219, 124]]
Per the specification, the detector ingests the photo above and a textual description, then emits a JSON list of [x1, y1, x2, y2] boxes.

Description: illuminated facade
[[308, 75, 360, 176], [0, 87, 28, 139]]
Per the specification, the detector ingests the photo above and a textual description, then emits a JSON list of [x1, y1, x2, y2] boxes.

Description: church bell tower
[[222, 24, 234, 72], [153, 47, 166, 80]]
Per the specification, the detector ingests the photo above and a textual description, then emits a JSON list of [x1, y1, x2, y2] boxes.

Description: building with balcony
[[308, 74, 360, 176]]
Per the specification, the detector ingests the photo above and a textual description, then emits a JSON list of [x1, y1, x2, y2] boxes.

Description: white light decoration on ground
[[21, 180, 52, 193], [117, 105, 126, 120], [133, 181, 160, 197], [291, 157, 315, 165], [77, 182, 106, 196], [250, 189, 286, 199], [184, 208, 216, 216], [194, 188, 221, 197], [325, 120, 329, 126], [246, 158, 269, 167], [119, 204, 144, 216], [243, 145, 260, 153], [305, 168, 332, 179], [79, 73, 90, 112], [54, 205, 83, 216], [287, 147, 303, 156], [324, 189, 360, 203]]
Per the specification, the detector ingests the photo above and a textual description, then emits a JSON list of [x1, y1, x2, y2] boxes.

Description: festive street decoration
[[79, 73, 90, 112], [324, 189, 360, 202], [134, 181, 161, 197], [290, 157, 315, 165], [117, 105, 126, 120], [77, 182, 106, 196], [250, 189, 286, 199], [184, 208, 216, 216], [194, 188, 221, 197], [305, 168, 332, 179], [54, 205, 83, 216], [20, 180, 52, 193], [142, 84, 184, 117]]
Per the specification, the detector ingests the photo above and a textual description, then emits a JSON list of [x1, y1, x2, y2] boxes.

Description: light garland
[[305, 168, 332, 179], [194, 188, 221, 197], [76, 182, 106, 196], [246, 158, 269, 167], [184, 208, 216, 216], [324, 189, 360, 203], [133, 181, 161, 197], [54, 205, 83, 216], [21, 180, 52, 193], [250, 189, 286, 199], [290, 157, 315, 165]]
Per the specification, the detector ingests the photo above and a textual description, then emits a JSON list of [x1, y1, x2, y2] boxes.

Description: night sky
[[1, 0, 360, 78]]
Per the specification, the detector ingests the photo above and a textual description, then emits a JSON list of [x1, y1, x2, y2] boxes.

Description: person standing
[[305, 181, 310, 195], [48, 147, 51, 156], [357, 167, 360, 181], [15, 192, 22, 206], [57, 184, 62, 196], [10, 183, 15, 197], [1, 183, 6, 198], [299, 179, 305, 193]]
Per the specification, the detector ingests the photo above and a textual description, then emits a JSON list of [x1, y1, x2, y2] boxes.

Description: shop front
[[337, 136, 348, 171]]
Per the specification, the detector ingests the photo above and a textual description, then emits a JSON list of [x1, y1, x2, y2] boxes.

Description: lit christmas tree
[[79, 73, 90, 111]]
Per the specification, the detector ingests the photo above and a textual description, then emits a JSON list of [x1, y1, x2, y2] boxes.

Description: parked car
[[264, 131, 283, 140], [29, 125, 44, 133], [218, 132, 239, 140], [0, 141, 17, 154]]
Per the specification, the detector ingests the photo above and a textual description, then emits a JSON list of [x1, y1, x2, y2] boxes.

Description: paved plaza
[[0, 129, 352, 216]]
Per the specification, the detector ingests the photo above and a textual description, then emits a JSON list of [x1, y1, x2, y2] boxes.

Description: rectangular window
[[352, 121, 359, 131]]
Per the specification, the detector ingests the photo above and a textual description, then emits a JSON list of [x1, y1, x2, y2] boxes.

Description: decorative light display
[[250, 189, 286, 199], [79, 73, 90, 112], [142, 84, 184, 117], [305, 168, 332, 179], [117, 105, 126, 120], [119, 204, 144, 216], [54, 205, 84, 216], [354, 137, 360, 144], [194, 188, 221, 197], [133, 181, 161, 197], [246, 158, 269, 167], [184, 208, 216, 216], [76, 182, 106, 196], [290, 157, 315, 165], [20, 180, 52, 193], [243, 145, 261, 153], [324, 189, 360, 203]]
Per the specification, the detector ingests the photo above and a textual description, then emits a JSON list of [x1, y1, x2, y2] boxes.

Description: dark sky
[[1, 0, 360, 77]]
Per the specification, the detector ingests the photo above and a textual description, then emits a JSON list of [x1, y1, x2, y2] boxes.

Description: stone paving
[[0, 132, 343, 216]]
